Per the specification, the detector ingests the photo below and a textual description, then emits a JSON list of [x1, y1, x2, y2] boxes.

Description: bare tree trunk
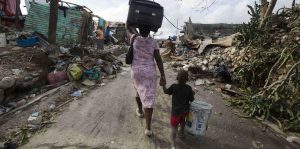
[[48, 0, 59, 44], [259, 0, 268, 20], [259, 0, 277, 29]]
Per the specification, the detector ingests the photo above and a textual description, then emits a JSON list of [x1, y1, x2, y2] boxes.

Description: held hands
[[159, 75, 166, 86]]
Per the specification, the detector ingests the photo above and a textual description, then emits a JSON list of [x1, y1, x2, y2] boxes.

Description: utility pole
[[15, 0, 20, 30], [48, 0, 59, 44]]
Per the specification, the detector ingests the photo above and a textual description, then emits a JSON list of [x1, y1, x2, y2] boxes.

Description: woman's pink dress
[[131, 36, 159, 108]]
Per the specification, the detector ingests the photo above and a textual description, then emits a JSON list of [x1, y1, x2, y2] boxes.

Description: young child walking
[[162, 70, 195, 149]]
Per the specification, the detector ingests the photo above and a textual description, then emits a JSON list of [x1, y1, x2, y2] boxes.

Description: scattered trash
[[225, 84, 232, 90], [213, 65, 232, 83], [103, 64, 113, 75], [47, 71, 68, 85], [85, 67, 101, 80], [82, 79, 96, 86], [29, 94, 36, 98], [16, 36, 39, 47], [27, 112, 42, 129], [204, 79, 215, 85], [67, 64, 83, 81], [252, 141, 264, 148], [195, 79, 205, 86], [59, 46, 70, 55], [70, 90, 82, 97]]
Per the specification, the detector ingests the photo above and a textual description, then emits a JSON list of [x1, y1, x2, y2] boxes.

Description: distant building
[[183, 17, 240, 40]]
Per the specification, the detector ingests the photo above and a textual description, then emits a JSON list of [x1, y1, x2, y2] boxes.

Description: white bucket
[[185, 100, 213, 136], [0, 33, 7, 48]]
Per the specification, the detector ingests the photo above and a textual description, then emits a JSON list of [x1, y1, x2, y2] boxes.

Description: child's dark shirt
[[165, 84, 194, 116]]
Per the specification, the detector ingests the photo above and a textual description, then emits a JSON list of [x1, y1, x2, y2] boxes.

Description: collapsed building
[[183, 17, 240, 40]]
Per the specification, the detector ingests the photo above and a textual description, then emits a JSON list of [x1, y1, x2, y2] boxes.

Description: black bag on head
[[125, 34, 138, 64]]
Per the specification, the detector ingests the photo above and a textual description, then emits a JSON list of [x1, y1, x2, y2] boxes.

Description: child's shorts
[[171, 112, 189, 127]]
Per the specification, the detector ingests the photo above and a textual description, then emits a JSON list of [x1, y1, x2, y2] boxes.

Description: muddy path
[[21, 67, 298, 149]]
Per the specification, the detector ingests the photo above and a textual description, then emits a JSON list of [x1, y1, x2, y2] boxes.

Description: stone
[[183, 65, 189, 71], [7, 102, 17, 108], [230, 47, 237, 55], [225, 84, 232, 90], [0, 77, 16, 89], [49, 104, 56, 112], [82, 79, 96, 86], [16, 99, 27, 107], [202, 60, 208, 65], [24, 76, 33, 81], [286, 136, 300, 144], [0, 89, 4, 104], [202, 66, 208, 71], [205, 79, 215, 85], [281, 35, 289, 43], [209, 55, 216, 62], [208, 65, 215, 70], [30, 94, 36, 98], [12, 69, 22, 75], [195, 79, 205, 86], [11, 46, 22, 51], [31, 73, 40, 77], [5, 94, 15, 103], [28, 114, 42, 125]]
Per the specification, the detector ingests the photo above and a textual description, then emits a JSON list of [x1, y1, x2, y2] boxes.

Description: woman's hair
[[98, 26, 103, 30], [138, 25, 151, 37]]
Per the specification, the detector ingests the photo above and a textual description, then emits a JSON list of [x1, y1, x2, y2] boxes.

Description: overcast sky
[[21, 0, 298, 38]]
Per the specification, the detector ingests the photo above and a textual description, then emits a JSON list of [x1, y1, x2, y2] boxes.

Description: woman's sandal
[[136, 108, 144, 118], [144, 129, 153, 137]]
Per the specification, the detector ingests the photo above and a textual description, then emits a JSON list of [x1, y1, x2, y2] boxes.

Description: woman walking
[[127, 25, 166, 136]]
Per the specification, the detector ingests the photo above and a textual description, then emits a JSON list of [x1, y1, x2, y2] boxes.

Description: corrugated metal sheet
[[24, 3, 84, 45]]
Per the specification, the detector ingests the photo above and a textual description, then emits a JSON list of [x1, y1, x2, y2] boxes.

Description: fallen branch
[[263, 48, 287, 88]]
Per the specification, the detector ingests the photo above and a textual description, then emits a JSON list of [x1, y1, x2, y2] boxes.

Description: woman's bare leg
[[144, 108, 153, 130], [135, 96, 143, 114]]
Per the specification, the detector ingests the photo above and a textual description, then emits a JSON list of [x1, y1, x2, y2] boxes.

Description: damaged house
[[24, 1, 94, 46], [183, 18, 240, 40]]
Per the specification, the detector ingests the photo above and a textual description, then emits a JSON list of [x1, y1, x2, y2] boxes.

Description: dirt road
[[22, 67, 298, 149]]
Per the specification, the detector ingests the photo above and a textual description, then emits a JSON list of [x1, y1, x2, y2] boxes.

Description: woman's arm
[[126, 23, 138, 36], [154, 50, 166, 86]]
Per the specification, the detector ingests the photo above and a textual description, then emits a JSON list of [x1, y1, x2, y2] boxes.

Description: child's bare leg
[[171, 126, 178, 148], [179, 120, 186, 138]]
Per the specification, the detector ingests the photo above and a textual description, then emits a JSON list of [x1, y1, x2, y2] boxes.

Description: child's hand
[[160, 76, 166, 86]]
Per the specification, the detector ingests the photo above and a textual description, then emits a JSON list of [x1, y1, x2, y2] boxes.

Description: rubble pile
[[166, 4, 300, 132], [229, 4, 300, 132], [0, 31, 126, 116], [0, 47, 50, 108]]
